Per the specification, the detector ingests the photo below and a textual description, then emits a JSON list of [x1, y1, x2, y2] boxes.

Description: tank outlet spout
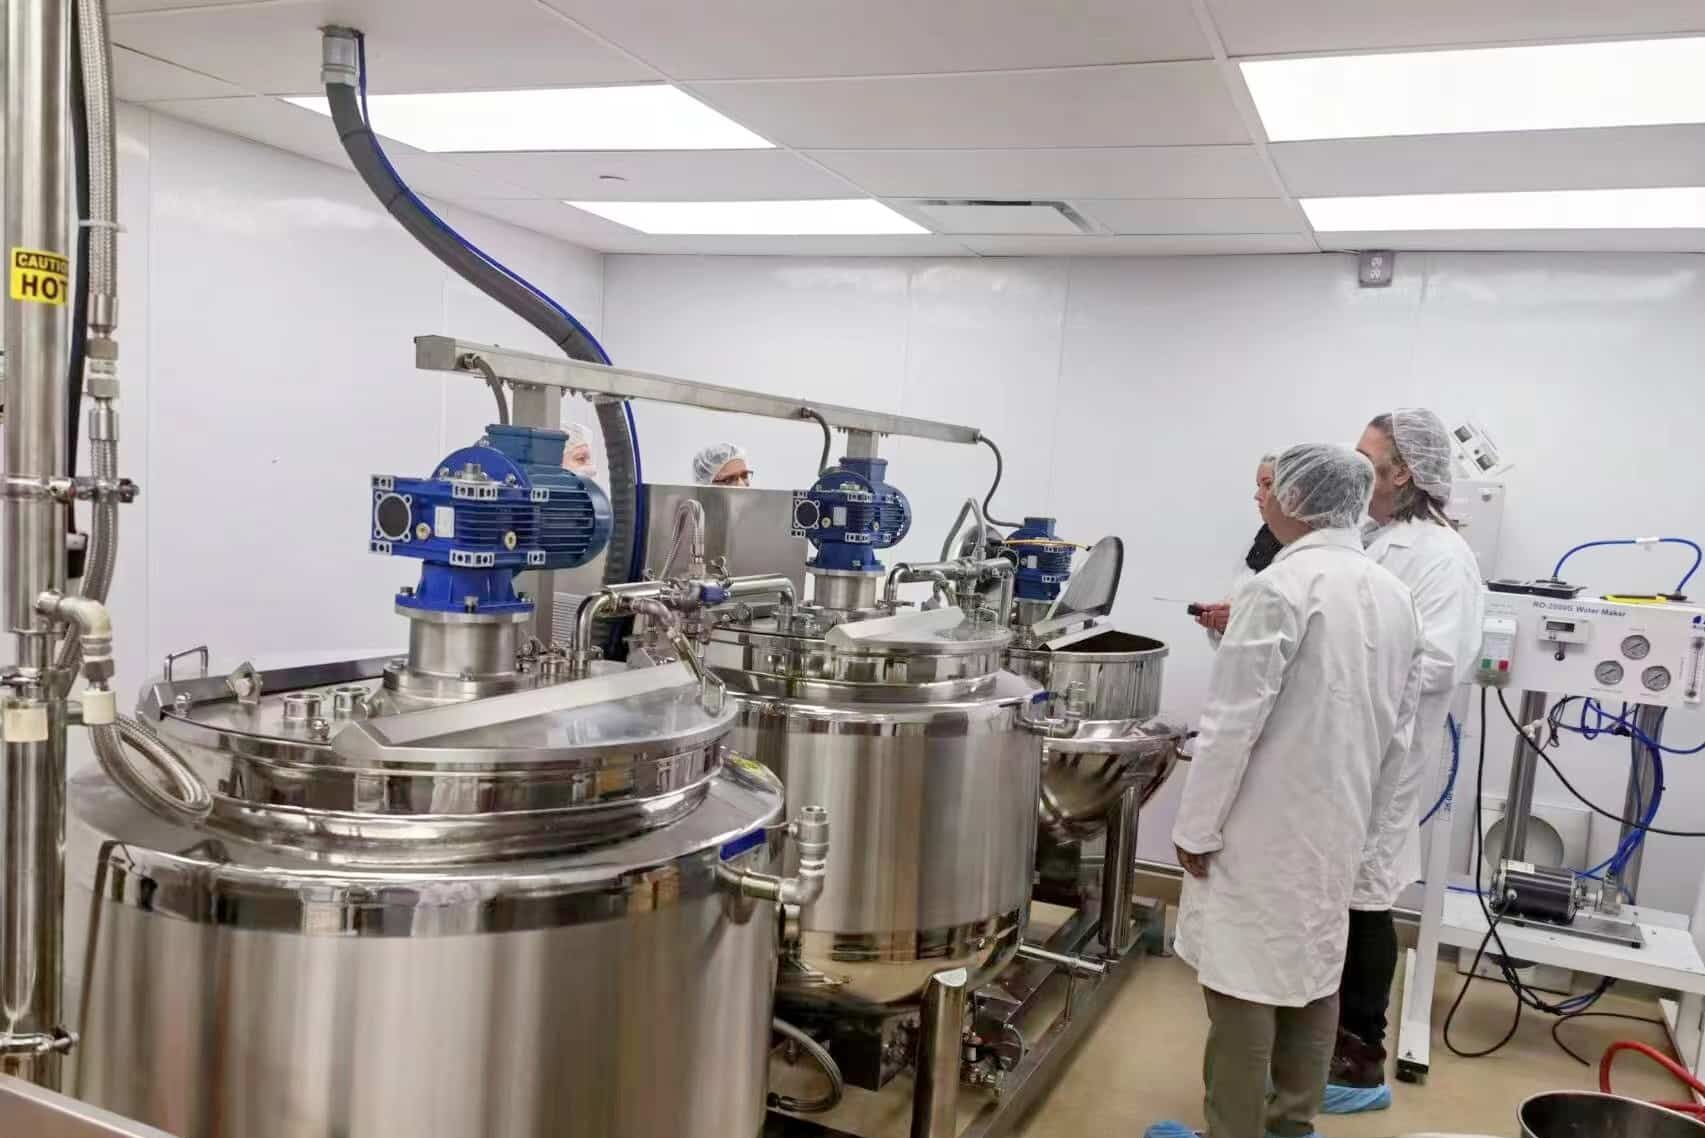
[[721, 805, 830, 909]]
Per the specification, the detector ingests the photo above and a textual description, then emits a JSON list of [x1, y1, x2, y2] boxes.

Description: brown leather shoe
[[1330, 1030, 1387, 1089]]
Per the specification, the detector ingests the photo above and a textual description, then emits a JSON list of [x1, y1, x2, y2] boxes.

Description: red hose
[[1600, 1040, 1705, 1117]]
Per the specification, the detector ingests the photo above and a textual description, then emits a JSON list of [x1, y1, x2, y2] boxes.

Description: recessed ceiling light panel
[[1243, 37, 1705, 142], [565, 199, 929, 236], [285, 84, 772, 152], [1303, 187, 1705, 231]]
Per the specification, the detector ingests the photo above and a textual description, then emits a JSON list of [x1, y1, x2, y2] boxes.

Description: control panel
[[1479, 589, 1705, 709]]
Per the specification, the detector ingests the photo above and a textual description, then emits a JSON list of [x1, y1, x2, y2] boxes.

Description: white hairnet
[[1259, 451, 1279, 466], [1385, 407, 1453, 502], [1272, 444, 1375, 529], [562, 422, 598, 478], [692, 442, 746, 485]]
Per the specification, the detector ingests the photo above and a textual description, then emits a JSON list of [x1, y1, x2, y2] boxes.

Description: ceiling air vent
[[911, 200, 1094, 236]]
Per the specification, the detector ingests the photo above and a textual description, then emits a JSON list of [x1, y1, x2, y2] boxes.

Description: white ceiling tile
[[460, 150, 853, 200], [1317, 229, 1705, 253], [459, 197, 660, 247], [908, 202, 1084, 236], [690, 64, 1250, 149], [149, 96, 539, 201], [115, 47, 244, 102], [1272, 127, 1705, 198], [808, 146, 1274, 200], [960, 234, 1314, 256], [1206, 0, 1705, 56], [111, 0, 655, 98], [1075, 197, 1300, 234], [544, 0, 1209, 80]]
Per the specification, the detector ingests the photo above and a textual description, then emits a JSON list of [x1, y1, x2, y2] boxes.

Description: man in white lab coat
[[1146, 444, 1422, 1138], [1323, 409, 1486, 1114]]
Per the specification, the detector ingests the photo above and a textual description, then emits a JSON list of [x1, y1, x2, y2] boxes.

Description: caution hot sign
[[10, 247, 69, 306]]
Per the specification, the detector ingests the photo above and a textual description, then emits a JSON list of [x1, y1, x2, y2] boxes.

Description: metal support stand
[[911, 968, 968, 1138], [1603, 703, 1664, 908], [1099, 785, 1140, 958], [1495, 688, 1549, 866]]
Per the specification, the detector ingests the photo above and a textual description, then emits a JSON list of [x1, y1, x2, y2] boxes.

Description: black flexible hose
[[977, 436, 1020, 528], [800, 408, 832, 475], [66, 0, 92, 579], [322, 43, 640, 613]]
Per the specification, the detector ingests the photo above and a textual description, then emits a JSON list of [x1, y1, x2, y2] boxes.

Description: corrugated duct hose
[[321, 28, 642, 652]]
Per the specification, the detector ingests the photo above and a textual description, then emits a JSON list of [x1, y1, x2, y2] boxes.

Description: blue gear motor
[[792, 456, 911, 574], [1001, 516, 1076, 602], [370, 424, 612, 615]]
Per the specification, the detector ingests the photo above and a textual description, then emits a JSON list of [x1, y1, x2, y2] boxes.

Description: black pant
[[1339, 908, 1398, 1049]]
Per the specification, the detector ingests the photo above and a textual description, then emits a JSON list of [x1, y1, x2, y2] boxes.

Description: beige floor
[[1010, 953, 1694, 1138], [773, 950, 1698, 1138]]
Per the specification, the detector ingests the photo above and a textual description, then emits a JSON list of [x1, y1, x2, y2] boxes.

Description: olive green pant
[[1201, 987, 1338, 1138]]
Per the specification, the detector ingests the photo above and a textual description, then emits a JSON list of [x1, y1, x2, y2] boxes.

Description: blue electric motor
[[1002, 516, 1076, 602], [792, 456, 912, 574], [370, 424, 612, 615]]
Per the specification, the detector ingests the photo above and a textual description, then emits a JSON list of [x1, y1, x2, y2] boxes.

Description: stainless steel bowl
[[1039, 718, 1182, 841], [1520, 1092, 1705, 1138]]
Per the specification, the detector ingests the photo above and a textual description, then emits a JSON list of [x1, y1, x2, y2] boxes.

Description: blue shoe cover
[[1143, 1123, 1201, 1138], [1320, 1079, 1392, 1114]]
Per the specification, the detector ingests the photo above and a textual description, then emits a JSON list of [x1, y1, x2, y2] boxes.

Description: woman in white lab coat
[[1323, 409, 1486, 1114], [1193, 452, 1279, 643], [1146, 445, 1423, 1138]]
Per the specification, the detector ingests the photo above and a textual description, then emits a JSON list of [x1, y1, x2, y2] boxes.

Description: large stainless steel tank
[[706, 610, 1040, 1009], [67, 658, 788, 1138], [1006, 629, 1175, 840]]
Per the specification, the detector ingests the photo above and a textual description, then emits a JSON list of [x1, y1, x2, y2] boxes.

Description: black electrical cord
[[799, 408, 831, 475], [1443, 686, 1619, 1060], [1498, 688, 1705, 837], [65, 0, 92, 580], [1551, 1011, 1669, 1067], [976, 436, 1020, 528]]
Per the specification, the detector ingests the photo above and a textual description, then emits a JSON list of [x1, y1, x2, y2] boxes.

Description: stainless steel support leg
[[1605, 703, 1664, 906], [1099, 783, 1140, 957], [911, 967, 967, 1138], [1495, 689, 1548, 866]]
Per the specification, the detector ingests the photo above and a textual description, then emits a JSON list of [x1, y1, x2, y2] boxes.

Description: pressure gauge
[[1595, 660, 1625, 686], [1622, 634, 1652, 660], [1642, 665, 1672, 692]]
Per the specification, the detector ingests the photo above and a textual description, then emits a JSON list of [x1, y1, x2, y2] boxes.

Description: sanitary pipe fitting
[[36, 591, 113, 688], [721, 805, 830, 909], [320, 24, 360, 87]]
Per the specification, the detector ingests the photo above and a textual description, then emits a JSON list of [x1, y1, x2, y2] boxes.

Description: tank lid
[[148, 658, 736, 862]]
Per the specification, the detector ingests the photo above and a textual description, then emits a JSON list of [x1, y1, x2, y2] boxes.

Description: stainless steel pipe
[[1497, 689, 1550, 866], [910, 968, 969, 1138], [2, 0, 74, 1089]]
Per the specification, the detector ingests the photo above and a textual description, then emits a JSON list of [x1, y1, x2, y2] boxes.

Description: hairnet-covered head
[[1272, 444, 1375, 529], [1380, 407, 1453, 502], [562, 422, 598, 478], [692, 442, 747, 485]]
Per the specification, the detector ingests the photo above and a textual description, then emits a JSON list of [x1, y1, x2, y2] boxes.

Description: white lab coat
[[1173, 527, 1423, 1006], [1351, 519, 1486, 908]]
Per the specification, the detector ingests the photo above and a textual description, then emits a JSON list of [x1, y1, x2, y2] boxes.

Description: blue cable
[[1551, 536, 1703, 594], [1419, 714, 1462, 826]]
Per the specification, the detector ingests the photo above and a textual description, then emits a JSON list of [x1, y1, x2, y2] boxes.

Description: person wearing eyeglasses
[[692, 443, 752, 488]]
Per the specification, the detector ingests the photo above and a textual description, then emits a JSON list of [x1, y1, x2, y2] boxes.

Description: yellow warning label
[[9, 247, 69, 306]]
